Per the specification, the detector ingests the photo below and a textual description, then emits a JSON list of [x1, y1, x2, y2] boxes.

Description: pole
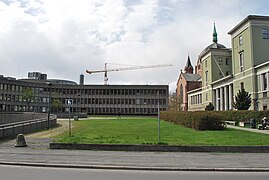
[[69, 106, 71, 137], [93, 99, 95, 116], [47, 92, 50, 129], [47, 84, 52, 130], [157, 91, 160, 144], [77, 93, 81, 120]]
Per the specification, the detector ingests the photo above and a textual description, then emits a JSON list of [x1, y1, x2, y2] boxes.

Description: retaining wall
[[0, 116, 57, 140], [50, 143, 269, 153], [0, 112, 47, 124]]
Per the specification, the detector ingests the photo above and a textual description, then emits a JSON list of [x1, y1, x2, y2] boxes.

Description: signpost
[[157, 91, 160, 144], [66, 99, 73, 137]]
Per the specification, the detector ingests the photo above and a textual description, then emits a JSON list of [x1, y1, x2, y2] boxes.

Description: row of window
[[190, 93, 202, 105], [239, 28, 268, 46], [0, 104, 166, 114], [0, 83, 167, 96], [63, 98, 167, 106], [261, 72, 269, 91], [0, 94, 167, 106], [47, 88, 167, 96], [218, 57, 231, 65], [204, 57, 230, 68]]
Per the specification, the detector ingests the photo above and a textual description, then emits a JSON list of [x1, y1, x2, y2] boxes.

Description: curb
[[50, 143, 269, 153], [1, 161, 269, 172]]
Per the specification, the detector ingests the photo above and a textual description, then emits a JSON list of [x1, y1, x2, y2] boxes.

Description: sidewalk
[[0, 136, 269, 171], [227, 125, 269, 134]]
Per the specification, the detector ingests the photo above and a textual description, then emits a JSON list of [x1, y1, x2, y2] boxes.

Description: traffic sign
[[65, 99, 73, 106]]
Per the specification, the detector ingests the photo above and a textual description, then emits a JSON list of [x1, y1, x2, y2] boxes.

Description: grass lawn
[[54, 117, 269, 146]]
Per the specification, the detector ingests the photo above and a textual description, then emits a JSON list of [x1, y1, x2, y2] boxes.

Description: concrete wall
[[0, 113, 57, 140], [0, 112, 47, 125], [50, 143, 269, 153]]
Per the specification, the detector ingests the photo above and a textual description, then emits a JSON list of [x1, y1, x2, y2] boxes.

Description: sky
[[0, 0, 268, 92]]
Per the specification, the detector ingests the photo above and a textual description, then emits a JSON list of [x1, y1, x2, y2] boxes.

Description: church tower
[[184, 55, 194, 74]]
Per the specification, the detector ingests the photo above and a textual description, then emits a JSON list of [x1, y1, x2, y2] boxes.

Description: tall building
[[186, 15, 269, 111]]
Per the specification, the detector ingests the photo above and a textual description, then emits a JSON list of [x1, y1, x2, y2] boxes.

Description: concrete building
[[0, 73, 168, 115], [186, 15, 269, 111]]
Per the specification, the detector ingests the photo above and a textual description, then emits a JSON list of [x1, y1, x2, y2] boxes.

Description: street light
[[92, 99, 95, 116], [47, 82, 52, 130], [76, 93, 81, 120], [66, 99, 73, 137], [157, 90, 160, 144]]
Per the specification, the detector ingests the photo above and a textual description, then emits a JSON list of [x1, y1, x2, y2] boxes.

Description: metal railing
[[0, 116, 57, 140]]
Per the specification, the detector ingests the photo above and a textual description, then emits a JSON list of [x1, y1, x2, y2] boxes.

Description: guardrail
[[0, 116, 57, 140]]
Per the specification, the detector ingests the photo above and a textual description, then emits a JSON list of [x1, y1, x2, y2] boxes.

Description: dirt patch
[[26, 119, 71, 138]]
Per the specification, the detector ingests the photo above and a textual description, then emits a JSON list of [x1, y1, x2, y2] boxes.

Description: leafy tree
[[169, 93, 180, 111], [205, 102, 214, 111], [52, 98, 62, 113], [22, 87, 35, 111], [233, 88, 251, 110]]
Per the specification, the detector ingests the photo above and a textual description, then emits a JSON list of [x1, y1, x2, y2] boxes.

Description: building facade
[[176, 55, 202, 111], [187, 15, 269, 111], [0, 75, 169, 115]]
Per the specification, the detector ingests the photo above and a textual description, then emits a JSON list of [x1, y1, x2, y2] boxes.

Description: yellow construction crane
[[86, 63, 173, 85]]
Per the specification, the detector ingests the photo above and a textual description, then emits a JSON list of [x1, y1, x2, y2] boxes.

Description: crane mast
[[86, 63, 173, 85]]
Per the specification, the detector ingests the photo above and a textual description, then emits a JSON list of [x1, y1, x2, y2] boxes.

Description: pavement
[[227, 125, 269, 134], [0, 121, 269, 171]]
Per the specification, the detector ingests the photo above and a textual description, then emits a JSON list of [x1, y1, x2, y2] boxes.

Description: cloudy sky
[[0, 0, 268, 92]]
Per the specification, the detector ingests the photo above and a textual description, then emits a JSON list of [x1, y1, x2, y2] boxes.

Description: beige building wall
[[229, 16, 269, 110]]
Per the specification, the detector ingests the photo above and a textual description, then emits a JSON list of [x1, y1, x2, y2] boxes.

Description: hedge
[[221, 110, 269, 125], [160, 110, 269, 130], [160, 111, 226, 131]]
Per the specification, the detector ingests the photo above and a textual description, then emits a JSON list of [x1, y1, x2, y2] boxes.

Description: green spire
[[213, 23, 218, 43]]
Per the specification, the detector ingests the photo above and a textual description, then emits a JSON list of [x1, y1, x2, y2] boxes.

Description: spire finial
[[213, 22, 218, 43]]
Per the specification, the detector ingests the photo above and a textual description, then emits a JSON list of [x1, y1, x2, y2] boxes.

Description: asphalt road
[[1, 165, 269, 180]]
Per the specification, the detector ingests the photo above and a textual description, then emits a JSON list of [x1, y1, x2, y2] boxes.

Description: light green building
[[188, 15, 269, 111]]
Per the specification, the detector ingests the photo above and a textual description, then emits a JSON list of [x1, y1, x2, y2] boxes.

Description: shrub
[[160, 111, 226, 131], [222, 110, 269, 124], [205, 102, 214, 111], [161, 110, 269, 130]]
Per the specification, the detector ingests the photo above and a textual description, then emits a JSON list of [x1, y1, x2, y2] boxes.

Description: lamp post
[[157, 91, 160, 144], [66, 99, 73, 137], [68, 101, 71, 137], [47, 82, 52, 130], [93, 99, 95, 116], [77, 93, 81, 120]]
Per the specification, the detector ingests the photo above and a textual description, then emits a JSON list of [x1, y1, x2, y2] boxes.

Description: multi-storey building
[[228, 15, 269, 111], [0, 74, 169, 115], [186, 15, 269, 111]]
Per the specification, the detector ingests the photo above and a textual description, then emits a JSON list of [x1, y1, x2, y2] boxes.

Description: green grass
[[55, 117, 269, 146]]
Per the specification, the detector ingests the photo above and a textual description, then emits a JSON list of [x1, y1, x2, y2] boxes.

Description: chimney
[[79, 74, 84, 85]]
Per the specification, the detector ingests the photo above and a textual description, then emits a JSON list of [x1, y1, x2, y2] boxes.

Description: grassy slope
[[55, 118, 269, 146]]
